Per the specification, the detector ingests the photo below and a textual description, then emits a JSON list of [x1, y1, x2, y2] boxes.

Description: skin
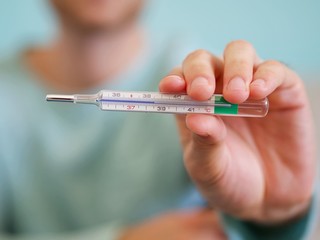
[[50, 0, 145, 32], [159, 44, 316, 224], [26, 0, 316, 238], [27, 0, 145, 92]]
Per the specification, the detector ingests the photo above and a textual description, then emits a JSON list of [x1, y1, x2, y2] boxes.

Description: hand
[[119, 209, 226, 240], [159, 40, 316, 225]]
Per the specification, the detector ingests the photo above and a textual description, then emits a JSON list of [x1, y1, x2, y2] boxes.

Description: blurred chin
[[74, 12, 131, 31], [51, 0, 144, 32]]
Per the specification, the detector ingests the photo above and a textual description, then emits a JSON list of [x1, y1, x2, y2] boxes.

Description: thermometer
[[46, 90, 269, 117]]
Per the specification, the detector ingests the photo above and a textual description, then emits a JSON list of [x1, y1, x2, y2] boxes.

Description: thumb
[[183, 114, 230, 187], [159, 67, 230, 187], [186, 114, 226, 146]]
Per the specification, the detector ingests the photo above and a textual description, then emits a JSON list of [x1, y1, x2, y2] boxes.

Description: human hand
[[119, 209, 226, 240], [159, 40, 316, 225]]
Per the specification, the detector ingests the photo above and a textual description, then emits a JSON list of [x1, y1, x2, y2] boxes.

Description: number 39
[[157, 106, 166, 111]]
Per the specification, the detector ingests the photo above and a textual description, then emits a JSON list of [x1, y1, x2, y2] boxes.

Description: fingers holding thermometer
[[158, 41, 281, 147], [159, 42, 269, 205], [159, 53, 229, 190], [159, 41, 315, 224], [160, 41, 288, 105]]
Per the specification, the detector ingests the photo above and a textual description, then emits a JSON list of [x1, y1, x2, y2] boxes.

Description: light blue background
[[0, 0, 319, 74]]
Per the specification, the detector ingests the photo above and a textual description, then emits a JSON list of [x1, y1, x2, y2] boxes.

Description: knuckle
[[229, 58, 251, 69], [183, 52, 215, 79], [226, 59, 252, 80], [187, 163, 216, 186], [256, 67, 277, 80], [188, 160, 227, 188], [186, 62, 213, 79], [189, 60, 211, 72]]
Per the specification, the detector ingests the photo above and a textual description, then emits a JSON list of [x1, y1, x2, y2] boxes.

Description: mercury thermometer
[[46, 90, 269, 117]]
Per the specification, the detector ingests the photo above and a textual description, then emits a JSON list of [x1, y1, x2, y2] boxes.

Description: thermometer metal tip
[[46, 94, 75, 103]]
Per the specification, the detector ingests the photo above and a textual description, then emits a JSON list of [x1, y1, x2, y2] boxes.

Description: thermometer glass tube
[[46, 90, 269, 117]]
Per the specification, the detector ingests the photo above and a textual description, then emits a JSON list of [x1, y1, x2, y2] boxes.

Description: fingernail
[[227, 77, 246, 91], [190, 77, 209, 93], [251, 79, 266, 89]]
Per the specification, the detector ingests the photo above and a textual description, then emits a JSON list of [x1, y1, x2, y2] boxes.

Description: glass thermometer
[[46, 90, 269, 117]]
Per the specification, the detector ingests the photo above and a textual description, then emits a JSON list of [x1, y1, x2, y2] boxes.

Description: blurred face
[[51, 0, 145, 32]]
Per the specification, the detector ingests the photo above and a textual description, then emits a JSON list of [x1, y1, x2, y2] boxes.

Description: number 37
[[127, 105, 135, 110]]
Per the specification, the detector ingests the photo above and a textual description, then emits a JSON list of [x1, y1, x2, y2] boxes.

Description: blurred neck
[[27, 21, 144, 92]]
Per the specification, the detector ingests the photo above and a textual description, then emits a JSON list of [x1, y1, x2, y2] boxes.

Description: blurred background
[[0, 0, 319, 77]]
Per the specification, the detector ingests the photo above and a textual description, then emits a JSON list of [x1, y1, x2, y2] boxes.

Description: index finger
[[182, 50, 223, 101]]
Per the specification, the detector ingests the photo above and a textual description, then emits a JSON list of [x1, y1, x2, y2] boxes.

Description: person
[[0, 0, 317, 239]]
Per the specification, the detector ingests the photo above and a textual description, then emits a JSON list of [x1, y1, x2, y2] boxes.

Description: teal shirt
[[0, 37, 316, 239], [0, 38, 193, 239]]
